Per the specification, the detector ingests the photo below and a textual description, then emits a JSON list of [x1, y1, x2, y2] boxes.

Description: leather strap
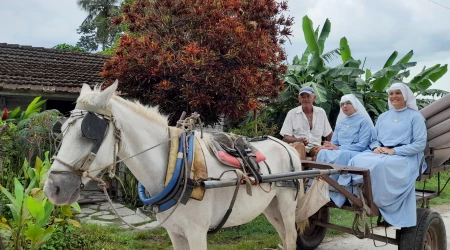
[[208, 170, 251, 234], [75, 102, 112, 117]]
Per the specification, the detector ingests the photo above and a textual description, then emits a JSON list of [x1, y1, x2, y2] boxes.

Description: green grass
[[30, 172, 450, 249]]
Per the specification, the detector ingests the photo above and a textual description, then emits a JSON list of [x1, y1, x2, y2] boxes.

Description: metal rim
[[424, 218, 439, 250], [302, 208, 327, 237]]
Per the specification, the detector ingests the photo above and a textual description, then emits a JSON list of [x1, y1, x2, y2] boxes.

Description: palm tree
[[77, 0, 121, 51]]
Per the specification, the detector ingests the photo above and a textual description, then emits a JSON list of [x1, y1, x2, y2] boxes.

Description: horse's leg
[[276, 191, 298, 250], [185, 227, 208, 250], [263, 197, 287, 247], [168, 231, 189, 250]]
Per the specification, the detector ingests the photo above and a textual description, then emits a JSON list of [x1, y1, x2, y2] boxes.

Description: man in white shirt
[[280, 86, 333, 160]]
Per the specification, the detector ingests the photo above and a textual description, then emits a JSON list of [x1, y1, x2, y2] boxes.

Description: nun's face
[[340, 101, 356, 116], [389, 89, 407, 109]]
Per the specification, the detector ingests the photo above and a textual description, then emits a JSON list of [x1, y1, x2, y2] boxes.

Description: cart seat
[[419, 93, 450, 177]]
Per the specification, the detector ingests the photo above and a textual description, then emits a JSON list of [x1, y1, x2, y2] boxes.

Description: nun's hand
[[373, 147, 383, 154], [323, 141, 339, 150], [381, 148, 395, 155]]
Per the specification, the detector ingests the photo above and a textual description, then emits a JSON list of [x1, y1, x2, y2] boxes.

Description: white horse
[[43, 82, 306, 250]]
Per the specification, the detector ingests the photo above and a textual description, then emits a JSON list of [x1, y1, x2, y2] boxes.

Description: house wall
[[0, 91, 78, 115], [0, 95, 36, 111]]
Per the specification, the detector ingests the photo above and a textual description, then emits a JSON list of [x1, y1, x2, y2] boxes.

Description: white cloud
[[0, 0, 86, 48]]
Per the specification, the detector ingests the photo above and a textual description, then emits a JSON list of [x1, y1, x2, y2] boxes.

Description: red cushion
[[217, 151, 266, 168], [217, 151, 241, 167]]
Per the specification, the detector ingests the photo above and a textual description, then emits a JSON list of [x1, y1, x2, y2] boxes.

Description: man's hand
[[301, 137, 308, 145], [283, 135, 307, 145], [323, 141, 338, 150]]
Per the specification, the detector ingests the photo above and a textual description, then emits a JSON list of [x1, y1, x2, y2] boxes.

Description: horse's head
[[44, 81, 119, 205]]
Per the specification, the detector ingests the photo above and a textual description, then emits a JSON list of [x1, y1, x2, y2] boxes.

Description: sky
[[0, 0, 449, 92]]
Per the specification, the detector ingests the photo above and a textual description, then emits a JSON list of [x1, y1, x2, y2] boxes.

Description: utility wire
[[427, 0, 450, 10]]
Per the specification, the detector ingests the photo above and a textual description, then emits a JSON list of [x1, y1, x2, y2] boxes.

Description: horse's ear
[[80, 84, 92, 96], [97, 80, 118, 106]]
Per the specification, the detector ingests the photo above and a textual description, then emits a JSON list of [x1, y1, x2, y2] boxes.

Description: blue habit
[[347, 108, 427, 227], [316, 113, 373, 207]]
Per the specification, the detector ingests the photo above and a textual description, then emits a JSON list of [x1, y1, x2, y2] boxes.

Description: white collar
[[296, 105, 317, 114], [393, 106, 408, 112]]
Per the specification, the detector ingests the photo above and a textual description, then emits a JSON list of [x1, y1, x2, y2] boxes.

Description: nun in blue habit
[[316, 94, 373, 165], [347, 82, 427, 227], [315, 94, 374, 207]]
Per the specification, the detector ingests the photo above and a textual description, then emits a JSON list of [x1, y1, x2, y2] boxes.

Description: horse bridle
[[51, 102, 119, 184]]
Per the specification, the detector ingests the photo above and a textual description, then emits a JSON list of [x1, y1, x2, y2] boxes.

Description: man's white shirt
[[280, 106, 332, 151]]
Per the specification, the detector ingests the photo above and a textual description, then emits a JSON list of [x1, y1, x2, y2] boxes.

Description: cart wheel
[[399, 208, 446, 250], [296, 207, 329, 250]]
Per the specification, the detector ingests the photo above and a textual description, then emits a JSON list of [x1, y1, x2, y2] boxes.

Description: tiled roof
[[0, 43, 109, 94]]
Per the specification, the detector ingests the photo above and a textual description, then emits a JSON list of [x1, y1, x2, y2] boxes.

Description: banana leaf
[[304, 81, 328, 104], [383, 51, 398, 68], [419, 89, 449, 98], [395, 50, 413, 65], [317, 19, 331, 54], [321, 47, 342, 63], [302, 15, 320, 54], [339, 37, 352, 63], [371, 62, 417, 79]]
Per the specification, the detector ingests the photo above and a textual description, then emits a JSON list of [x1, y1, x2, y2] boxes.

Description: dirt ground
[[316, 204, 450, 250]]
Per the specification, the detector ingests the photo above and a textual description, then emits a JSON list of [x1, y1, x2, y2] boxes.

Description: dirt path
[[316, 204, 450, 250]]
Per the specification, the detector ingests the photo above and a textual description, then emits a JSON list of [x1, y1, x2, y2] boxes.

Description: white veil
[[387, 82, 419, 111], [336, 94, 373, 125]]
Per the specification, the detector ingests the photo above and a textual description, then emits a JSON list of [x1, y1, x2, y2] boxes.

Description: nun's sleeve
[[394, 113, 427, 156], [330, 124, 339, 145], [369, 118, 382, 150]]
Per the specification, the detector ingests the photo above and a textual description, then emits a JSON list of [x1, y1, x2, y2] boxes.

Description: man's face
[[298, 93, 316, 107]]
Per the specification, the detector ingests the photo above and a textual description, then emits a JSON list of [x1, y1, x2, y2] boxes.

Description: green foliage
[[119, 167, 143, 208], [1, 122, 21, 193], [53, 43, 86, 52], [228, 110, 278, 137], [15, 110, 61, 166], [0, 154, 81, 250], [76, 0, 122, 51], [0, 176, 55, 250], [42, 223, 168, 250], [274, 16, 448, 129]]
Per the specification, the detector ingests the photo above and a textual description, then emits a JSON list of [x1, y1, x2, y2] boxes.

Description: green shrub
[[228, 110, 278, 137], [0, 154, 81, 250]]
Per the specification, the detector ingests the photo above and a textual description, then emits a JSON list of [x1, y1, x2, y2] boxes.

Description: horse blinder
[[81, 112, 109, 154]]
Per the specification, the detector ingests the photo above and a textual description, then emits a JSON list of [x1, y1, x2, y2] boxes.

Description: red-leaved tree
[[102, 0, 293, 125]]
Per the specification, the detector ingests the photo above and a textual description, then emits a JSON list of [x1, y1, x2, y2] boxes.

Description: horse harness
[[51, 103, 300, 233]]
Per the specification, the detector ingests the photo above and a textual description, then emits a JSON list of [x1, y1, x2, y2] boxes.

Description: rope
[[351, 185, 371, 239]]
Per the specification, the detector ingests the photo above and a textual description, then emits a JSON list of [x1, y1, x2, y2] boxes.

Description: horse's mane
[[77, 87, 168, 127]]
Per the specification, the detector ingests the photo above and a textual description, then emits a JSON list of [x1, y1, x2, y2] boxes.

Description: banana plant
[[274, 16, 365, 128], [276, 16, 448, 129], [360, 50, 448, 118]]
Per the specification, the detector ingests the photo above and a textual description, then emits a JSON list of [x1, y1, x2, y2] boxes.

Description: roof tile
[[0, 43, 109, 93]]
